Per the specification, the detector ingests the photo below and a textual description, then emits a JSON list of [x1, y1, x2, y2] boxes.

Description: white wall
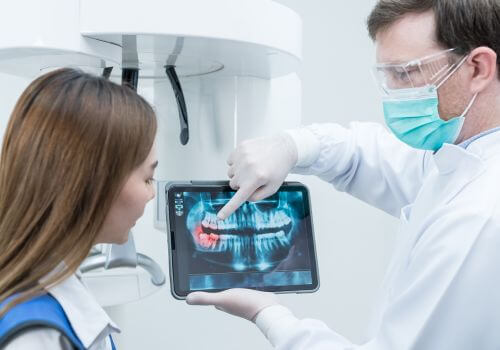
[[0, 1, 400, 348], [0, 73, 30, 139]]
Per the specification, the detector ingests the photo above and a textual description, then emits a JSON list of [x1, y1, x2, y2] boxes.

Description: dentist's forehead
[[374, 11, 441, 64]]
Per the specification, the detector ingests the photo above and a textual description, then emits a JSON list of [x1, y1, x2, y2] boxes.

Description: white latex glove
[[186, 288, 280, 322], [217, 132, 298, 220]]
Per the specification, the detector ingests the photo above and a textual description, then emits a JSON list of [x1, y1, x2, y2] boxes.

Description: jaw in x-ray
[[184, 191, 303, 272]]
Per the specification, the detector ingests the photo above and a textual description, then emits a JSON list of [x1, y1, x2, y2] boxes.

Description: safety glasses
[[372, 48, 464, 98]]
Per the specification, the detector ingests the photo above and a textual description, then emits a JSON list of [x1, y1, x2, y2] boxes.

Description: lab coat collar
[[433, 143, 483, 175], [465, 129, 500, 160], [433, 131, 500, 175], [43, 270, 121, 348]]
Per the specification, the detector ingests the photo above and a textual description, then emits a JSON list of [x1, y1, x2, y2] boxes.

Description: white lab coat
[[255, 122, 500, 349]]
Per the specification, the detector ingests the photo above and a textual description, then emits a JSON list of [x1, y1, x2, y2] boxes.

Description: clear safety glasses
[[372, 48, 465, 98]]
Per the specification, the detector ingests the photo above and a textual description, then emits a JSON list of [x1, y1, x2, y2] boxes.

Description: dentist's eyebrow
[[151, 160, 159, 169]]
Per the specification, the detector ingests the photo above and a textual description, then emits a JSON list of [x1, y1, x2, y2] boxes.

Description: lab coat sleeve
[[285, 122, 429, 217], [256, 209, 500, 349]]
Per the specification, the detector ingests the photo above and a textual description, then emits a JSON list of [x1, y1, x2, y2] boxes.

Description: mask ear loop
[[449, 92, 478, 143], [460, 93, 478, 118], [436, 53, 478, 119], [434, 53, 478, 144]]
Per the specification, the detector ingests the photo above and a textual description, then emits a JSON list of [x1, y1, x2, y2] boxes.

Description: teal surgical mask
[[381, 55, 478, 151]]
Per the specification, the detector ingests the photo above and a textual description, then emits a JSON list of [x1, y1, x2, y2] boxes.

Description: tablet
[[165, 181, 319, 299]]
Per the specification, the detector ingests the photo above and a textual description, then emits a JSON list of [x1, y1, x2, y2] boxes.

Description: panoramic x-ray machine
[[0, 0, 302, 306]]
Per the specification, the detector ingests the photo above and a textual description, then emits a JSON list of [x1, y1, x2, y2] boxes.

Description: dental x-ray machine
[[0, 0, 302, 307]]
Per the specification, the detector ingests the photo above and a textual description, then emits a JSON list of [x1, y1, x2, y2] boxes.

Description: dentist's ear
[[467, 46, 498, 94]]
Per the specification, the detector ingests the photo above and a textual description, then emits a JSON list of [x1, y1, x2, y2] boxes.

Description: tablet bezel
[[165, 181, 320, 300]]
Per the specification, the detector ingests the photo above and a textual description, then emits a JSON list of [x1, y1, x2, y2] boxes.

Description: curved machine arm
[[166, 65, 189, 145], [79, 232, 166, 287]]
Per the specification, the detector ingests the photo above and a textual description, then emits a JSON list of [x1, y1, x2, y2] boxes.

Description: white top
[[254, 122, 500, 349], [4, 273, 120, 350]]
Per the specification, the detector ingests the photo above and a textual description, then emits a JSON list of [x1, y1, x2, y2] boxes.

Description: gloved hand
[[186, 288, 280, 322], [217, 132, 298, 220]]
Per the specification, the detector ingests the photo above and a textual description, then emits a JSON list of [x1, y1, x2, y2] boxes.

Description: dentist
[[187, 0, 500, 349]]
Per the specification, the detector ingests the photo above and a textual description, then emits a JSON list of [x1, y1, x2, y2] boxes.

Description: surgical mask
[[374, 51, 478, 151]]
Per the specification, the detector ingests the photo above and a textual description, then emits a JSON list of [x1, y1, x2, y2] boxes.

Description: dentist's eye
[[395, 70, 409, 82], [146, 177, 156, 185]]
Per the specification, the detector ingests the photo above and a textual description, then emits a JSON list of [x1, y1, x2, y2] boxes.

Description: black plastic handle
[[102, 67, 113, 80], [122, 68, 139, 91], [165, 65, 189, 145]]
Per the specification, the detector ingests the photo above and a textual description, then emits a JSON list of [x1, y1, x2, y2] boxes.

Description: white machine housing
[[0, 0, 302, 307]]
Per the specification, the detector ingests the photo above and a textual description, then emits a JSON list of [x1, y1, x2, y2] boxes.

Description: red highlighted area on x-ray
[[194, 225, 220, 248]]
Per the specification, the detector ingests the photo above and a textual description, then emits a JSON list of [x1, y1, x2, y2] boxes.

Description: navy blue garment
[[0, 293, 116, 350]]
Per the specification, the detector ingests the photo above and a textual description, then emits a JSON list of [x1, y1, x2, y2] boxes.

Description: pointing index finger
[[217, 185, 257, 220]]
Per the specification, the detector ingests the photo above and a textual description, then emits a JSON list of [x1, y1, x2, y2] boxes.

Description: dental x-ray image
[[186, 191, 302, 271], [167, 183, 319, 298]]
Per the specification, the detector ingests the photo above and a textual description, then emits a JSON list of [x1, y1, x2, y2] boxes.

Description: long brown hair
[[0, 68, 157, 316]]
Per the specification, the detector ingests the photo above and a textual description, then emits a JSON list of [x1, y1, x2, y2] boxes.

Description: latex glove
[[217, 132, 298, 220], [186, 288, 280, 322]]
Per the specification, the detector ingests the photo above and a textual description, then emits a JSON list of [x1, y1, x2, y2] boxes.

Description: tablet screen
[[167, 183, 319, 298]]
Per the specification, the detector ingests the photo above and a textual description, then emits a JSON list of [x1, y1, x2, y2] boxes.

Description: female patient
[[0, 68, 157, 349]]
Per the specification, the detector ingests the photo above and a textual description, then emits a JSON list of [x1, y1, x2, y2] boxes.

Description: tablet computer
[[165, 181, 319, 299]]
